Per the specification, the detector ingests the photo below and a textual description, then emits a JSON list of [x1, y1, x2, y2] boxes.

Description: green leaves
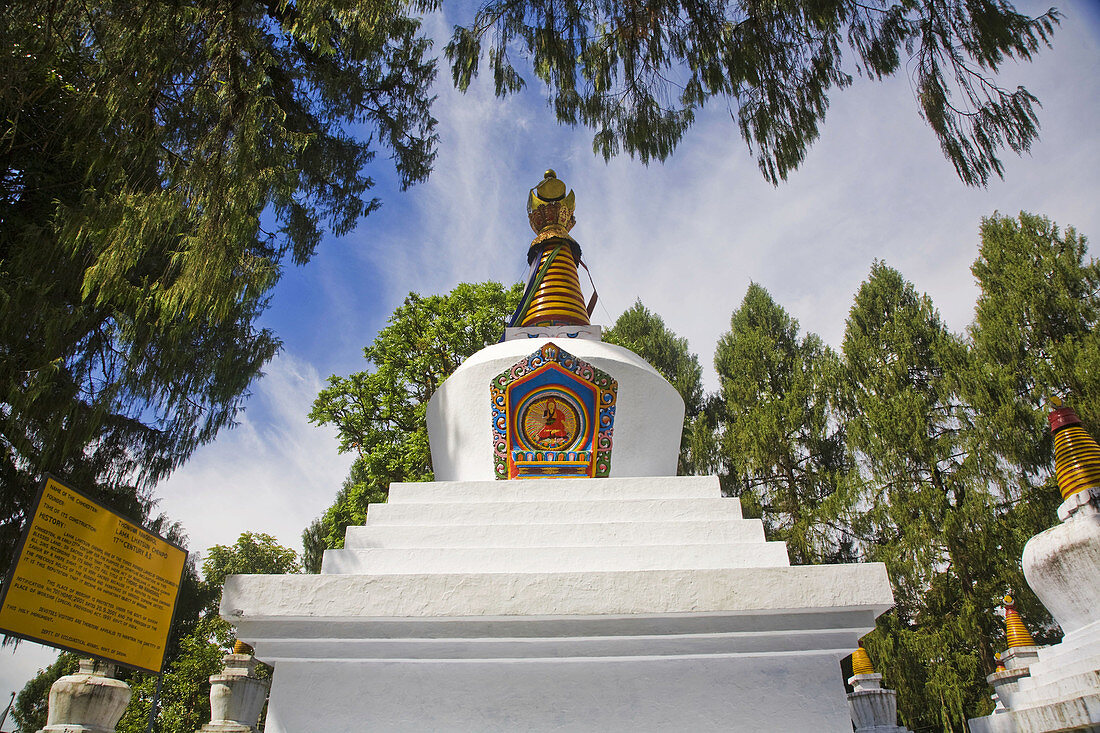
[[604, 300, 711, 474], [446, 0, 1057, 185], [715, 283, 851, 565], [0, 0, 439, 571], [305, 282, 522, 567]]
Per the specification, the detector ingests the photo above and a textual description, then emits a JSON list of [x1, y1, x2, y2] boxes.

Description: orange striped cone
[[851, 646, 875, 675], [1049, 405, 1100, 500], [1003, 595, 1036, 648]]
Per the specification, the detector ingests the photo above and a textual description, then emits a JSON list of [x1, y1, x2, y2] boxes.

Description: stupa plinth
[[846, 647, 913, 733], [222, 170, 894, 731]]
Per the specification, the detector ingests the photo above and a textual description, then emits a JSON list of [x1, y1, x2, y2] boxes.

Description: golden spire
[[1049, 403, 1100, 500], [514, 170, 589, 327], [1003, 595, 1036, 648], [994, 652, 1006, 672], [851, 646, 875, 675]]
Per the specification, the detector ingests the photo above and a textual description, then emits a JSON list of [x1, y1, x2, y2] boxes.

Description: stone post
[[197, 649, 269, 733], [848, 673, 912, 733], [37, 659, 131, 733]]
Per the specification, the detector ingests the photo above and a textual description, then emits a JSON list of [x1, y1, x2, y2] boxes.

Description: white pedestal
[[224, 476, 893, 732]]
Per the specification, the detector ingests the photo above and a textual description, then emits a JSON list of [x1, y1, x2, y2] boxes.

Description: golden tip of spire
[[535, 170, 568, 202], [1004, 594, 1014, 606], [1050, 395, 1064, 408], [528, 168, 576, 237]]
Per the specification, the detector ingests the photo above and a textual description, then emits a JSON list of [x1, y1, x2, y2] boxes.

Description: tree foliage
[[968, 212, 1100, 474], [304, 282, 522, 569], [446, 0, 1058, 185], [0, 0, 438, 571], [604, 300, 713, 474], [714, 283, 853, 564], [837, 263, 999, 730]]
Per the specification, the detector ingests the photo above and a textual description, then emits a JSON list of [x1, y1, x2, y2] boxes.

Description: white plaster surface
[[426, 339, 685, 481], [503, 325, 602, 341], [321, 542, 791, 574], [224, 563, 892, 619], [343, 518, 768, 548], [969, 710, 1020, 733], [363, 496, 743, 525], [261, 653, 856, 733], [1023, 492, 1100, 635], [224, 474, 894, 731], [387, 475, 721, 503]]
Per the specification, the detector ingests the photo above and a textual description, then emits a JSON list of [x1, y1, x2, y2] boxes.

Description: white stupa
[[221, 170, 894, 732], [969, 404, 1100, 733]]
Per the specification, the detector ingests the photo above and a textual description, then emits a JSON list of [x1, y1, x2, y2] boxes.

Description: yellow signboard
[[0, 476, 187, 672]]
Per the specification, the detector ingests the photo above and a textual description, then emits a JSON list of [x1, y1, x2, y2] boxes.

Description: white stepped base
[[387, 475, 722, 503], [365, 497, 742, 525], [226, 566, 893, 733], [343, 518, 767, 548], [224, 476, 893, 732], [321, 541, 790, 574], [1006, 623, 1100, 733]]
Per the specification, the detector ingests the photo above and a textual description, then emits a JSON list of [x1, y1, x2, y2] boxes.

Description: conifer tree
[[714, 283, 852, 564], [0, 0, 438, 569], [968, 212, 1100, 476], [839, 263, 1033, 731], [604, 300, 714, 475]]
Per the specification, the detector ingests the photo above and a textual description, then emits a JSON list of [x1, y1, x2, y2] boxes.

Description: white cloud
[[152, 352, 354, 560]]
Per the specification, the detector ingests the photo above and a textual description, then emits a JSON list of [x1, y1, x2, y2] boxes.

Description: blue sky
[[4, 0, 1100, 711]]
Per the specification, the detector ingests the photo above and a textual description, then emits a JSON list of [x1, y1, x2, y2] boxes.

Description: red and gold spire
[[515, 170, 589, 327], [1003, 595, 1036, 648], [1049, 401, 1100, 500]]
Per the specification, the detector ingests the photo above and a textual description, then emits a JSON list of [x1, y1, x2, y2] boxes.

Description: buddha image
[[538, 398, 569, 444], [522, 394, 578, 450]]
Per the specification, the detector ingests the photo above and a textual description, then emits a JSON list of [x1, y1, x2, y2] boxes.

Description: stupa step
[[223, 563, 894, 620], [240, 623, 863, 660], [386, 475, 721, 504], [320, 542, 791, 575], [343, 518, 767, 549], [363, 497, 742, 525], [1015, 668, 1100, 708]]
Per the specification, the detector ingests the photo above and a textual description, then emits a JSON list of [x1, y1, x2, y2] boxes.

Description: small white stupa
[[222, 170, 894, 732], [847, 646, 913, 733], [969, 403, 1100, 733]]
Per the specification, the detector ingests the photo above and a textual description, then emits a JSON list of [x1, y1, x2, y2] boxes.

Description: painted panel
[[491, 342, 617, 479]]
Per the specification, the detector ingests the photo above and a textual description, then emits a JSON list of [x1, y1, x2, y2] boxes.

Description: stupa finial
[[510, 168, 589, 327], [1048, 402, 1100, 500], [1003, 595, 1036, 648], [851, 645, 875, 675], [527, 169, 577, 241]]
